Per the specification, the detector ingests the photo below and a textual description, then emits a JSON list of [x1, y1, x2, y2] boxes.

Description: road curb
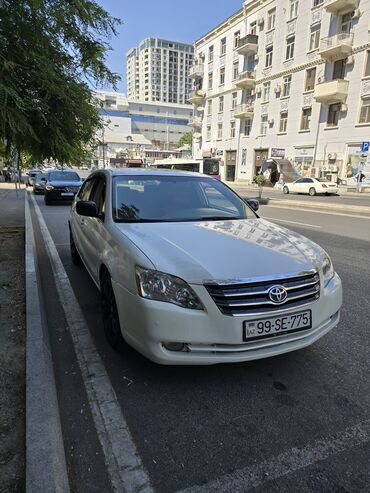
[[25, 191, 70, 493], [268, 198, 370, 215]]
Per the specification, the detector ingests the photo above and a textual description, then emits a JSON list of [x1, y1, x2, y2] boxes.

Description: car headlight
[[135, 267, 204, 310], [322, 254, 335, 287], [45, 185, 54, 191]]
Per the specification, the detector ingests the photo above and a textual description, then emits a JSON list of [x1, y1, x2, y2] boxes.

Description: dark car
[[27, 169, 42, 186], [44, 170, 83, 205], [33, 173, 47, 194]]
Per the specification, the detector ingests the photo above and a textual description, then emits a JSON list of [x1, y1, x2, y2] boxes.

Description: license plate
[[243, 310, 312, 341], [61, 192, 74, 196]]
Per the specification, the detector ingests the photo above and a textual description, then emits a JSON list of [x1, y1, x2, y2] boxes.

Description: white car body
[[69, 169, 342, 365], [284, 177, 339, 196]]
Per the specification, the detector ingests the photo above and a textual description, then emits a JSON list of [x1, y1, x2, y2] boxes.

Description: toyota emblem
[[268, 285, 288, 304]]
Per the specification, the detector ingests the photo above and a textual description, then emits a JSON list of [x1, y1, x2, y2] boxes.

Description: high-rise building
[[126, 38, 194, 104], [191, 0, 369, 185]]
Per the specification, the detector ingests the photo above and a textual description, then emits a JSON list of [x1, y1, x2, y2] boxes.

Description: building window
[[341, 11, 354, 33], [313, 0, 323, 6], [250, 22, 257, 35], [263, 81, 271, 102], [260, 115, 268, 135], [220, 67, 225, 86], [218, 96, 224, 113], [234, 31, 240, 50], [217, 123, 223, 139], [230, 121, 236, 138], [209, 45, 214, 63], [286, 35, 295, 60], [206, 125, 211, 140], [267, 8, 276, 30], [279, 111, 288, 133], [364, 51, 370, 77], [359, 98, 370, 123], [233, 61, 239, 80], [265, 45, 273, 68], [301, 107, 312, 130], [207, 100, 212, 116], [327, 103, 341, 127], [208, 72, 213, 89], [220, 38, 226, 56], [333, 59, 346, 80], [283, 75, 292, 97], [232, 92, 237, 110], [305, 67, 316, 91], [309, 23, 321, 51], [289, 0, 299, 20]]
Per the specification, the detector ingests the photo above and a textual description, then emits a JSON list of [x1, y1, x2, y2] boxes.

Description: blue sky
[[97, 0, 243, 92]]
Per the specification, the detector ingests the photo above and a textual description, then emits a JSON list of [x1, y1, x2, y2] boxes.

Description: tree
[[0, 0, 121, 166], [177, 133, 193, 148], [255, 174, 267, 199]]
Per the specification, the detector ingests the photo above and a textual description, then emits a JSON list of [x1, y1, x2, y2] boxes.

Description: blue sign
[[361, 142, 369, 152]]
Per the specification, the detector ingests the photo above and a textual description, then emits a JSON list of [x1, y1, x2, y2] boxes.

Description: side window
[[296, 178, 304, 183], [90, 177, 106, 216], [78, 178, 96, 201]]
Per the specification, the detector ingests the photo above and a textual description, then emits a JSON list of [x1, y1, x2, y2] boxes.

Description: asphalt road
[[31, 193, 370, 493]]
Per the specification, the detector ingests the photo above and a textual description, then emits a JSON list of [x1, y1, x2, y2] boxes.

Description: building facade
[[127, 38, 194, 105], [191, 0, 370, 184]]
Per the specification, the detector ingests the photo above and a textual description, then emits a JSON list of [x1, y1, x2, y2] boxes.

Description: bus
[[150, 158, 221, 179]]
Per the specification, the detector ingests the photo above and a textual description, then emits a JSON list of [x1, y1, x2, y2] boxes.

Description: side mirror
[[246, 198, 260, 212], [76, 200, 100, 218]]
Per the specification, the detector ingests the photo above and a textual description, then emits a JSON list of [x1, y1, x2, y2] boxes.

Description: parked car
[[44, 170, 83, 205], [33, 173, 47, 194], [69, 169, 342, 365], [26, 169, 42, 187], [283, 177, 339, 196]]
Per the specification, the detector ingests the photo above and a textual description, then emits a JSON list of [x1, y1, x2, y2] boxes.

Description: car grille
[[54, 186, 79, 192], [204, 271, 320, 316]]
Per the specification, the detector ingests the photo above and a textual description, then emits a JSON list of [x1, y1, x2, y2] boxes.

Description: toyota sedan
[[69, 169, 342, 365]]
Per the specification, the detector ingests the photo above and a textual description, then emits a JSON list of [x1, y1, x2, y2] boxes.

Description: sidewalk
[[0, 183, 26, 492]]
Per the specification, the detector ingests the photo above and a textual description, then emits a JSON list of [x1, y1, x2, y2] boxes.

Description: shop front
[[294, 147, 314, 177]]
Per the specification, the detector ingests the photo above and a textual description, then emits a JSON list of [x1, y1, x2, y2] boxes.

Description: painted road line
[[30, 194, 153, 493], [263, 216, 322, 229], [25, 192, 70, 493], [266, 204, 370, 220], [178, 419, 370, 493]]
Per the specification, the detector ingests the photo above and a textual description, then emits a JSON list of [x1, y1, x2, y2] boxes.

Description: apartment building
[[191, 0, 370, 183], [127, 38, 194, 105]]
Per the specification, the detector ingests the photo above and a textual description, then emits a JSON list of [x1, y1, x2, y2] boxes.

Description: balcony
[[234, 103, 254, 119], [314, 79, 349, 104], [188, 116, 203, 128], [235, 70, 256, 89], [324, 0, 359, 15], [319, 33, 353, 60], [237, 34, 259, 56], [188, 89, 206, 105], [189, 63, 205, 79]]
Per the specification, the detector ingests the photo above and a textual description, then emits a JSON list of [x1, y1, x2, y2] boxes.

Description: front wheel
[[100, 271, 125, 351], [309, 187, 316, 196], [283, 186, 289, 194]]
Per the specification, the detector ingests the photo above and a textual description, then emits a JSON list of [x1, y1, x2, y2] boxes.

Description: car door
[[79, 175, 107, 283], [302, 178, 314, 194], [290, 178, 304, 193]]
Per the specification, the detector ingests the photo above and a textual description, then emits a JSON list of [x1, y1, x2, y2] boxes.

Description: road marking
[[265, 204, 370, 220], [263, 216, 322, 229], [178, 419, 370, 493], [30, 193, 153, 493]]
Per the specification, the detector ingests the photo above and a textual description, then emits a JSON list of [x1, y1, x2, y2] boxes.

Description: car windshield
[[35, 174, 47, 182], [48, 171, 80, 182], [112, 175, 257, 223]]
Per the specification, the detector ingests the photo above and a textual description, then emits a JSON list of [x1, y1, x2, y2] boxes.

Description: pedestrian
[[356, 172, 365, 193]]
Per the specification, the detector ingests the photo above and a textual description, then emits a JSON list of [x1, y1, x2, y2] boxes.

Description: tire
[[283, 186, 289, 194], [100, 271, 125, 351], [309, 187, 316, 196], [44, 195, 52, 205], [70, 230, 83, 266]]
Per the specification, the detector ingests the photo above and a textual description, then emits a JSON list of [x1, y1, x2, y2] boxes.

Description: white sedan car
[[69, 169, 342, 365], [283, 177, 339, 196]]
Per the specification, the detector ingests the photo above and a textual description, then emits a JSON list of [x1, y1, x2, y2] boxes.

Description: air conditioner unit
[[328, 153, 337, 160], [353, 8, 361, 19], [340, 103, 348, 112], [268, 118, 274, 125], [256, 86, 262, 95], [274, 85, 281, 94], [199, 52, 205, 59], [347, 55, 354, 65], [258, 17, 264, 26], [254, 54, 259, 62], [318, 76, 326, 84], [251, 89, 256, 96]]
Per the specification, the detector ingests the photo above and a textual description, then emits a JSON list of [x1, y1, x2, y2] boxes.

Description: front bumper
[[45, 190, 77, 201], [112, 273, 342, 365]]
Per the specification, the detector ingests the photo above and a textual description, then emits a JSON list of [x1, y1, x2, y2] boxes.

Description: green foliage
[[177, 133, 193, 148], [255, 174, 267, 187], [0, 0, 121, 165]]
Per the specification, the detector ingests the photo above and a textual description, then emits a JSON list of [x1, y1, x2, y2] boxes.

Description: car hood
[[116, 218, 325, 284], [48, 181, 82, 187]]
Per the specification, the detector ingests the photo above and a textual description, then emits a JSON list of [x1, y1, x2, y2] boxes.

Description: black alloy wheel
[[70, 231, 83, 266], [283, 186, 289, 194], [100, 271, 125, 351], [309, 187, 316, 196]]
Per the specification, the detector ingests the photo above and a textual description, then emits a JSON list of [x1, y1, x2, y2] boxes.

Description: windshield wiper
[[198, 216, 245, 221]]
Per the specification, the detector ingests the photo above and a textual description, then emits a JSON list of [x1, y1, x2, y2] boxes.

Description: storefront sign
[[271, 148, 285, 159]]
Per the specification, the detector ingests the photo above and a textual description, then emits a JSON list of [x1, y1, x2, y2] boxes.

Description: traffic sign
[[361, 141, 369, 152]]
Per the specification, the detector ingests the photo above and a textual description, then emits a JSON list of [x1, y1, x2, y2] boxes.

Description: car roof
[[90, 168, 208, 179]]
